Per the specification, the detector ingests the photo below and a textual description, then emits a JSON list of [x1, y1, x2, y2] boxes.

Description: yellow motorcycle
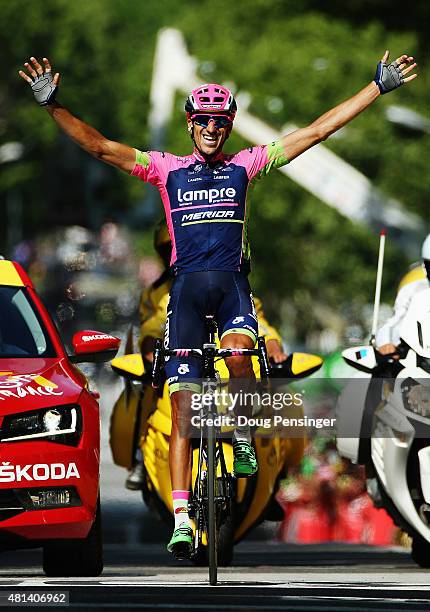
[[109, 331, 322, 564]]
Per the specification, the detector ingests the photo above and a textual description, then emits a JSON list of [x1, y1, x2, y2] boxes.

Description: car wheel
[[43, 497, 103, 577], [411, 535, 430, 568]]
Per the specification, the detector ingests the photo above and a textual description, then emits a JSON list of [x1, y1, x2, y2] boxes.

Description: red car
[[0, 259, 120, 576]]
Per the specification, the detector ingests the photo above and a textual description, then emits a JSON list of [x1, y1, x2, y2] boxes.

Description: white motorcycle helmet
[[421, 234, 430, 278]]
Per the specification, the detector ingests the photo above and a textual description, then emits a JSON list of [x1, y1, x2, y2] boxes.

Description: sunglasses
[[191, 114, 233, 128]]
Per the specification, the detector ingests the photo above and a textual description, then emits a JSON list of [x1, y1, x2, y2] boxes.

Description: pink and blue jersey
[[131, 140, 289, 274]]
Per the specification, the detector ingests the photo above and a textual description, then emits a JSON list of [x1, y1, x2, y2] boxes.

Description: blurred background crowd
[[276, 437, 397, 545]]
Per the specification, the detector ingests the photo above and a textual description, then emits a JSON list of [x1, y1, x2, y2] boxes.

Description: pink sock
[[172, 490, 191, 529]]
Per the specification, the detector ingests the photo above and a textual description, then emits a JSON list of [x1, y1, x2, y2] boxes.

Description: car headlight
[[0, 405, 82, 445], [401, 379, 430, 418], [43, 409, 62, 433]]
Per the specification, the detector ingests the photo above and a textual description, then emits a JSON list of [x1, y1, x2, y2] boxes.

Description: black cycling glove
[[374, 59, 403, 95], [30, 72, 57, 106]]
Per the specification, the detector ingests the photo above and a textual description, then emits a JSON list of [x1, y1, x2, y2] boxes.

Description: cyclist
[[377, 233, 430, 356], [126, 219, 286, 489], [20, 50, 417, 556]]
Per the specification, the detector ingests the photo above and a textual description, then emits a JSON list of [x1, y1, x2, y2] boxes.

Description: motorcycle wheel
[[217, 514, 234, 566], [411, 535, 430, 568], [191, 496, 235, 568], [191, 517, 234, 567], [192, 544, 208, 566]]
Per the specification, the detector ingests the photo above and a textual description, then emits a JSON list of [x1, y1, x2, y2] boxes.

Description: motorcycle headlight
[[401, 379, 430, 418], [0, 405, 82, 445]]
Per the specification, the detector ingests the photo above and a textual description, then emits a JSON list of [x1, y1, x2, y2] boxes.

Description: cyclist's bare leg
[[222, 332, 255, 429], [221, 333, 258, 475], [169, 389, 193, 491], [167, 389, 194, 555]]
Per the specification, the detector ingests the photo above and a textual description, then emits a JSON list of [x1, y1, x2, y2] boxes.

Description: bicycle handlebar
[[151, 338, 271, 389], [160, 347, 261, 358]]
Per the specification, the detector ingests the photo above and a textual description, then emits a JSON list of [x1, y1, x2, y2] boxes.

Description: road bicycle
[[152, 316, 270, 585]]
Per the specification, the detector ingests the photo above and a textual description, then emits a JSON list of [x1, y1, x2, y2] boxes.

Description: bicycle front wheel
[[207, 422, 217, 585]]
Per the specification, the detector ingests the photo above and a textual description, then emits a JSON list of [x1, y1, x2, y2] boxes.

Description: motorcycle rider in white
[[377, 234, 430, 356]]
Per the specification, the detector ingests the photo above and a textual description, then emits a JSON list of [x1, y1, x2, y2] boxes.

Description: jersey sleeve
[[254, 296, 282, 343], [138, 287, 170, 348], [140, 293, 169, 340], [138, 286, 156, 327], [130, 149, 171, 186], [237, 139, 289, 182], [375, 283, 416, 346]]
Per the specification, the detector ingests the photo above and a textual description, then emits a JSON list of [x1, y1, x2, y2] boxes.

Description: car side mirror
[[69, 330, 120, 364]]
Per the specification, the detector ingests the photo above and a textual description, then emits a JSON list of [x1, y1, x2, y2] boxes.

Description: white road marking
[[3, 576, 430, 593]]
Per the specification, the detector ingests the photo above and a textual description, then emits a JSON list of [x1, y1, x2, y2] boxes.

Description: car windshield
[[0, 287, 56, 358]]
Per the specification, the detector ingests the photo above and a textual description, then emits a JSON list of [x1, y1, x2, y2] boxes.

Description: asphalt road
[[1, 542, 429, 611], [1, 376, 430, 610]]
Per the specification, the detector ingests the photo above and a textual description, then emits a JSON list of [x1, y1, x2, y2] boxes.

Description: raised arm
[[19, 57, 136, 173], [281, 51, 417, 163]]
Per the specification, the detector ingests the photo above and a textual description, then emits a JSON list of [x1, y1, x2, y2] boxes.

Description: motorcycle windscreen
[[111, 353, 146, 379]]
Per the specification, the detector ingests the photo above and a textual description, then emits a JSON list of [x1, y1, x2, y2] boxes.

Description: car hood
[[0, 358, 83, 414]]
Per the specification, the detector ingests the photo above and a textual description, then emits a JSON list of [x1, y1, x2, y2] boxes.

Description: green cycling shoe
[[167, 523, 193, 559], [233, 439, 258, 477]]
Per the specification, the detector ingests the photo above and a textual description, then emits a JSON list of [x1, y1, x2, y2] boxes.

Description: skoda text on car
[[0, 259, 119, 576]]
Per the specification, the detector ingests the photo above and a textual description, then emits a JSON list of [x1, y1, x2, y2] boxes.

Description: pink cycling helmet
[[185, 83, 237, 117]]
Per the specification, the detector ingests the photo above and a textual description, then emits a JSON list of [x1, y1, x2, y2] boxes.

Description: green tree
[[1, 0, 427, 342]]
